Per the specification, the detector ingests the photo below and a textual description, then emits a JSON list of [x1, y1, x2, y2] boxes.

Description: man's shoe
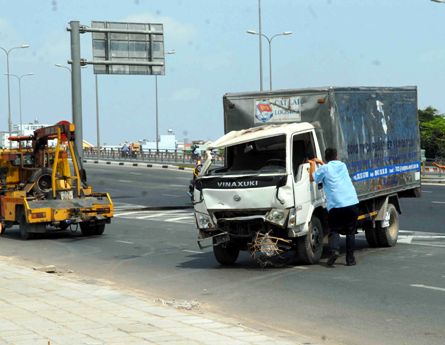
[[327, 252, 339, 266], [346, 256, 356, 266]]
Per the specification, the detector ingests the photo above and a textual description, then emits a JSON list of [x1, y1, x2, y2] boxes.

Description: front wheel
[[213, 238, 239, 265], [295, 216, 324, 264]]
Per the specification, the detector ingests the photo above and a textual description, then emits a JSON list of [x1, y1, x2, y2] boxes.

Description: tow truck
[[0, 121, 113, 239]]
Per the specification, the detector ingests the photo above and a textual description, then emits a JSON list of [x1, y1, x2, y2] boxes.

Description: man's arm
[[308, 158, 324, 182]]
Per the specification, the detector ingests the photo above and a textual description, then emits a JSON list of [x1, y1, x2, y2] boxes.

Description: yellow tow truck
[[0, 121, 113, 239]]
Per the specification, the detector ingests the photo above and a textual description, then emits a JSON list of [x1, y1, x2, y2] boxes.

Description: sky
[[0, 0, 444, 145]]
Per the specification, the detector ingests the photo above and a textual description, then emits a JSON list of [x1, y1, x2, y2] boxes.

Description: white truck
[[193, 87, 421, 266]]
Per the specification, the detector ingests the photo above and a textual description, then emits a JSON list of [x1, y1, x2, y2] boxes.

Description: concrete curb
[[83, 159, 194, 172]]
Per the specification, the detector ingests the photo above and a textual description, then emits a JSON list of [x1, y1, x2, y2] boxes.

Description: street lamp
[[55, 63, 71, 73], [247, 30, 292, 91], [431, 0, 445, 3], [5, 73, 34, 133], [0, 44, 30, 143], [155, 49, 176, 152], [56, 64, 100, 160], [55, 63, 73, 122]]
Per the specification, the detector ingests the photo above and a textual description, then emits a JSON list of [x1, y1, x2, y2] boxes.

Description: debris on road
[[33, 265, 57, 273], [155, 297, 200, 311]]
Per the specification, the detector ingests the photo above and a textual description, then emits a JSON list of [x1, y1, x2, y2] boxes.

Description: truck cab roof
[[210, 122, 314, 149]]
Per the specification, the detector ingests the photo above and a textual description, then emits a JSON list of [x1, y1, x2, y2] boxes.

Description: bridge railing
[[83, 148, 224, 165]]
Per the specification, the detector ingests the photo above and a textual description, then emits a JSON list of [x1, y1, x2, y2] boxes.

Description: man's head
[[325, 147, 338, 162]]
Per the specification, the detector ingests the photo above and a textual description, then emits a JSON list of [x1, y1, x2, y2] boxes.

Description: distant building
[[141, 129, 177, 151], [1, 120, 50, 148]]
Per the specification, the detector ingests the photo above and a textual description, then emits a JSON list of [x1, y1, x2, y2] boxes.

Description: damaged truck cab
[[193, 87, 421, 266]]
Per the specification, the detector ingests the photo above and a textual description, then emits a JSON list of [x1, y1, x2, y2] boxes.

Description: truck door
[[291, 131, 324, 226]]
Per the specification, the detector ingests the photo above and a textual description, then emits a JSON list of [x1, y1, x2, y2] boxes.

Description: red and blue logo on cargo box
[[255, 101, 274, 123]]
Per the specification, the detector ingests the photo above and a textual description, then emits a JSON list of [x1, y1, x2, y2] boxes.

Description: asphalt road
[[0, 163, 444, 345]]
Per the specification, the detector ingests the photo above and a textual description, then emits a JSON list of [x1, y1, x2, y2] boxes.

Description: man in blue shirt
[[309, 148, 359, 266]]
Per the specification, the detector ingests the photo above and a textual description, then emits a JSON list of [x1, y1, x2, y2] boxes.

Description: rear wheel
[[364, 222, 379, 248], [80, 222, 105, 236], [375, 203, 399, 247], [295, 216, 324, 264], [213, 238, 239, 265], [18, 213, 45, 240]]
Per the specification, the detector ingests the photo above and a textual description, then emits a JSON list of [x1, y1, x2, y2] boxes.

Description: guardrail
[[83, 151, 445, 183], [421, 165, 445, 183], [83, 148, 224, 165]]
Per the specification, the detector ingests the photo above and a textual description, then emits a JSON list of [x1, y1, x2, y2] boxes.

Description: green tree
[[418, 107, 445, 159]]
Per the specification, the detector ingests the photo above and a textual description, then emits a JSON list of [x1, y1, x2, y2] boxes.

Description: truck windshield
[[212, 135, 286, 174]]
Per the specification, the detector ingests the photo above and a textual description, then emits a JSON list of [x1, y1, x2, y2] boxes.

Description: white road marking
[[422, 191, 432, 193], [136, 212, 170, 219], [432, 201, 445, 204], [129, 172, 142, 175], [117, 179, 133, 183], [168, 184, 187, 188], [293, 266, 309, 270], [114, 211, 146, 217], [398, 236, 413, 244], [409, 235, 445, 239], [407, 243, 445, 248], [115, 240, 134, 245], [410, 284, 445, 292], [162, 194, 181, 197], [183, 250, 204, 254], [167, 216, 194, 222]]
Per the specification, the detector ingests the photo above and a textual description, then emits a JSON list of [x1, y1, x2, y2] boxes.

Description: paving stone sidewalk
[[0, 258, 314, 345]]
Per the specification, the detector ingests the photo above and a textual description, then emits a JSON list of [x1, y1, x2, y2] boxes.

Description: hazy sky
[[0, 0, 444, 145]]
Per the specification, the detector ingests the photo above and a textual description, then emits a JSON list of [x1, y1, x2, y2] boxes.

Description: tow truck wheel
[[18, 214, 42, 240], [213, 239, 239, 265], [295, 216, 324, 264], [80, 222, 105, 236], [375, 203, 399, 247]]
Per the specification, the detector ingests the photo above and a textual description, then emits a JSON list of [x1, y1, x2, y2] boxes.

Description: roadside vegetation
[[418, 106, 445, 160]]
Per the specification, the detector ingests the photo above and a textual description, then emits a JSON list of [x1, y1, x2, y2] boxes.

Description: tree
[[418, 107, 445, 159]]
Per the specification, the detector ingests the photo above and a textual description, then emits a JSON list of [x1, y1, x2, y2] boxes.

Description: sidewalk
[[0, 257, 316, 345]]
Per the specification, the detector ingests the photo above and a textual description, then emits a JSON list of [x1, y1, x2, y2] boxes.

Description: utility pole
[[69, 21, 84, 160]]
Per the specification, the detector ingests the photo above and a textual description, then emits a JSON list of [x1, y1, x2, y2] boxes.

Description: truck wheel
[[80, 223, 105, 236], [213, 239, 239, 265], [364, 222, 379, 248], [18, 215, 44, 240], [375, 204, 399, 247], [295, 216, 324, 264]]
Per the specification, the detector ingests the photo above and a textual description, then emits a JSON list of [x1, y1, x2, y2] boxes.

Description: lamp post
[[56, 64, 96, 159], [155, 49, 176, 152], [5, 73, 34, 133], [55, 63, 71, 73], [55, 63, 73, 123], [431, 0, 445, 3], [0, 44, 30, 143], [55, 63, 72, 118], [258, 0, 264, 91], [247, 30, 292, 91]]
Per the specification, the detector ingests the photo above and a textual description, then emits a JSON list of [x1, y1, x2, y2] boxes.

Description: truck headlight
[[265, 208, 289, 227], [195, 213, 212, 229]]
